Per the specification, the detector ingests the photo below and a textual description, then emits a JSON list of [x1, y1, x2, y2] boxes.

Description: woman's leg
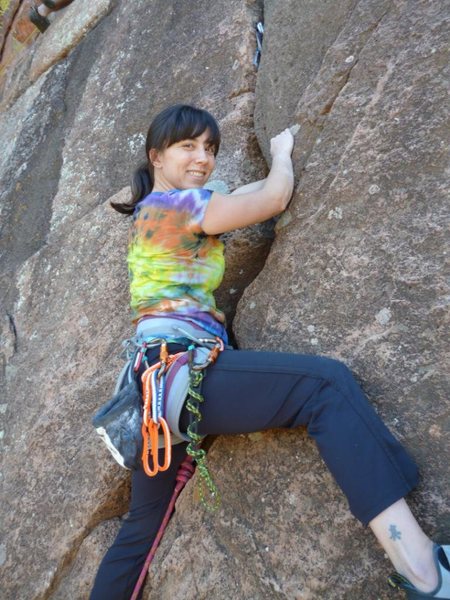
[[181, 349, 419, 524], [90, 442, 188, 600], [179, 349, 442, 592], [370, 499, 437, 592]]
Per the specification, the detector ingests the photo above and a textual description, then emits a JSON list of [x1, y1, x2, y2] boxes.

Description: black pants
[[90, 349, 418, 600]]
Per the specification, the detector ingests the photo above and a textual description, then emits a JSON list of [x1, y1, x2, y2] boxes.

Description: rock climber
[[90, 104, 449, 600]]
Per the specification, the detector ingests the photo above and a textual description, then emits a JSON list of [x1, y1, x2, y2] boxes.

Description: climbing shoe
[[388, 545, 450, 599], [29, 6, 50, 33]]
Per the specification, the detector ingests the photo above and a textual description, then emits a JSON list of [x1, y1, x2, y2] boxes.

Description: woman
[[90, 104, 449, 599]]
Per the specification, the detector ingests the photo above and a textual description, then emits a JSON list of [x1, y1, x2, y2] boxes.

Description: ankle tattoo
[[389, 524, 402, 541]]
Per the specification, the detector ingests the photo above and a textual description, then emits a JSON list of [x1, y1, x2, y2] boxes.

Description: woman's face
[[150, 130, 216, 191]]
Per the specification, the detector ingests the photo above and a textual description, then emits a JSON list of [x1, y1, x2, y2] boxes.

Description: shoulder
[[133, 189, 213, 227], [176, 188, 213, 204], [166, 189, 213, 222], [136, 188, 212, 208]]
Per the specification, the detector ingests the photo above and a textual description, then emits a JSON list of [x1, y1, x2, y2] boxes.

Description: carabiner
[[158, 341, 168, 378], [141, 418, 171, 476], [133, 341, 148, 373], [155, 417, 171, 471], [192, 337, 224, 370]]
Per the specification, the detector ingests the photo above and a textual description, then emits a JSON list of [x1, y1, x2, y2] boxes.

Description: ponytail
[[110, 162, 153, 215]]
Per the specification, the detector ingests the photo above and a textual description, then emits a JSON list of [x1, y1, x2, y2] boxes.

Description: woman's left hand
[[270, 128, 294, 159]]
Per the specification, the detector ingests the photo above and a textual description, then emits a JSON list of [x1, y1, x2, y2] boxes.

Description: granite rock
[[0, 1, 272, 598], [0, 0, 448, 598], [144, 1, 450, 598]]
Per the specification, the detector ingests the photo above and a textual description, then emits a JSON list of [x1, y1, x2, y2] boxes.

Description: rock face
[[0, 1, 267, 598], [0, 1, 448, 599]]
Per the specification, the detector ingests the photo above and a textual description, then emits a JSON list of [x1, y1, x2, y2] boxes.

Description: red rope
[[129, 455, 196, 600]]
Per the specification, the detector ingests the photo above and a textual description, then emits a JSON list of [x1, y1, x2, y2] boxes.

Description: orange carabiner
[[140, 348, 186, 477], [142, 418, 172, 476], [158, 417, 171, 470]]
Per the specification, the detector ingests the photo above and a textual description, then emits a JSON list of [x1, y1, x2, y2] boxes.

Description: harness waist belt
[[136, 316, 214, 342]]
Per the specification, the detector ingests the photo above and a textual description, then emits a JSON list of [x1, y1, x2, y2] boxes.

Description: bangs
[[153, 105, 221, 155]]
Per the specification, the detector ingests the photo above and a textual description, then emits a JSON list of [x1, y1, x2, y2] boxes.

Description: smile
[[187, 170, 206, 177]]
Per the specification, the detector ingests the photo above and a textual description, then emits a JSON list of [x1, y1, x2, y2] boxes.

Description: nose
[[194, 147, 209, 163]]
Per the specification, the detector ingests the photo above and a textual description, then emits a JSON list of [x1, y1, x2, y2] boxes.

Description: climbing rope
[[128, 335, 224, 599], [129, 455, 196, 600]]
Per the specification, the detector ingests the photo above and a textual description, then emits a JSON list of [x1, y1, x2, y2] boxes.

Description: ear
[[149, 148, 162, 168]]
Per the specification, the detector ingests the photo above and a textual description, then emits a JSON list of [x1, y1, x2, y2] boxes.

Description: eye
[[182, 142, 194, 149], [206, 145, 216, 155]]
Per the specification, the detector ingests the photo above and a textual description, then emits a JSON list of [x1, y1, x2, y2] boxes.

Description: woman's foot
[[29, 6, 50, 33], [388, 545, 450, 599], [29, 0, 74, 33]]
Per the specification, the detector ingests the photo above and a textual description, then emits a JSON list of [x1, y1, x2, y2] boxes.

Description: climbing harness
[[138, 336, 224, 510], [93, 330, 224, 509]]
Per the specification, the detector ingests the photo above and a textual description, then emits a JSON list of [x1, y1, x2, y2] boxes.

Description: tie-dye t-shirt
[[127, 188, 227, 341]]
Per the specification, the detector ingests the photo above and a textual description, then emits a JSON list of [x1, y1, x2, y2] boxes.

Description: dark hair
[[111, 104, 221, 214]]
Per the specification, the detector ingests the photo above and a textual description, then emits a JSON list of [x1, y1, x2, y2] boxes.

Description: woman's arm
[[230, 179, 267, 195], [202, 129, 294, 235]]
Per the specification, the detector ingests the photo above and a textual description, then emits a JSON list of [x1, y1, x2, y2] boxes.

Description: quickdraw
[[139, 337, 224, 486], [140, 342, 184, 477]]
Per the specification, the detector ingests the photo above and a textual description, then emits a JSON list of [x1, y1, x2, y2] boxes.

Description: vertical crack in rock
[[1, 310, 18, 386], [0, 60, 69, 315], [0, 22, 103, 317], [6, 312, 18, 354], [318, 5, 390, 118], [318, 55, 360, 117], [0, 0, 28, 63], [293, 2, 392, 178], [43, 482, 129, 600]]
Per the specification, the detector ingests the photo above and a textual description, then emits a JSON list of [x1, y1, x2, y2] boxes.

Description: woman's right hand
[[202, 127, 295, 235], [270, 128, 294, 159]]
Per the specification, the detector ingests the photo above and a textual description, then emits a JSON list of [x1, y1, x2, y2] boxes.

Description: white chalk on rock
[[375, 307, 392, 325]]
